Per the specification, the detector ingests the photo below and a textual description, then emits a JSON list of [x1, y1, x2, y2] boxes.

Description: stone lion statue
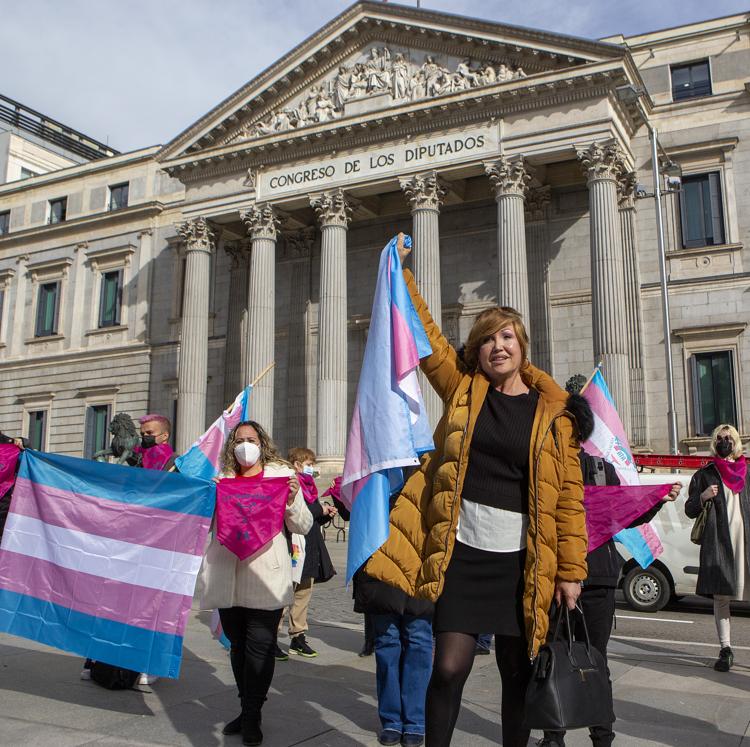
[[93, 412, 140, 465]]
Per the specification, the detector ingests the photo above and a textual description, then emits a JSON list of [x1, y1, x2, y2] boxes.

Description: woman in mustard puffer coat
[[366, 236, 589, 747]]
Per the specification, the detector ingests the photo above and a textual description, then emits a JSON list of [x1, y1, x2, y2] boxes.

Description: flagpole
[[250, 361, 275, 388], [579, 361, 603, 395]]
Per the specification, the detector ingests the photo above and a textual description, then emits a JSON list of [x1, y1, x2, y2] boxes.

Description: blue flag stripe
[[19, 450, 215, 518], [0, 589, 183, 678]]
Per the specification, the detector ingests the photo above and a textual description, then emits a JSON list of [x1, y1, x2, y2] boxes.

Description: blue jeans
[[373, 613, 433, 735]]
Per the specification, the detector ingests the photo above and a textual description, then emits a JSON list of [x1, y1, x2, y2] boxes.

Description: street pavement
[[1, 537, 749, 746]]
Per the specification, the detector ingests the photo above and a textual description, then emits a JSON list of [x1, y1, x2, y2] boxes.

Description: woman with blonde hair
[[686, 423, 748, 672], [366, 236, 590, 747], [199, 420, 313, 745]]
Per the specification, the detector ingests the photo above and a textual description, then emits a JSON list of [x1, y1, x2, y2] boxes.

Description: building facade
[[0, 2, 748, 470]]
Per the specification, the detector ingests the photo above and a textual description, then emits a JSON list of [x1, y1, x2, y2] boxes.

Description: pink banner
[[0, 444, 20, 499], [215, 475, 290, 560], [584, 483, 672, 552]]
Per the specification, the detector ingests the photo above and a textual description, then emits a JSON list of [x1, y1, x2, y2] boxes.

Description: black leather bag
[[523, 605, 614, 731], [690, 500, 712, 545]]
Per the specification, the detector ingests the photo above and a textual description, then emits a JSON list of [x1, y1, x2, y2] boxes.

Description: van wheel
[[623, 566, 671, 612]]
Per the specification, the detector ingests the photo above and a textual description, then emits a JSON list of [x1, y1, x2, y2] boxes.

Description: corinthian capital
[[399, 171, 447, 210], [577, 141, 626, 183], [485, 156, 531, 198], [224, 240, 250, 269], [241, 203, 280, 240], [177, 217, 215, 253], [310, 189, 354, 228], [525, 185, 552, 222], [617, 170, 638, 208]]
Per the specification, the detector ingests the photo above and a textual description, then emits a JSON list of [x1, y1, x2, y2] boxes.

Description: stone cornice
[[159, 1, 623, 160], [0, 202, 166, 249]]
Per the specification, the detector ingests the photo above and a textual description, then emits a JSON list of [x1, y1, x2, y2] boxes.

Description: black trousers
[[219, 606, 283, 716], [545, 586, 616, 746]]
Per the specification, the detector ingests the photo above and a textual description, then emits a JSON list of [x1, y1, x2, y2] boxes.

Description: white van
[[615, 474, 700, 612]]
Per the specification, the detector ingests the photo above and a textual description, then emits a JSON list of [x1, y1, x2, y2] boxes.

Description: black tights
[[426, 632, 531, 747]]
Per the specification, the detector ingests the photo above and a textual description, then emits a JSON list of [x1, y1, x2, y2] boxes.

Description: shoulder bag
[[524, 604, 614, 731], [690, 499, 712, 545]]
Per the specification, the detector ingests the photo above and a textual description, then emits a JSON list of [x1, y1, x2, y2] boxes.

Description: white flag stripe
[[3, 514, 202, 597], [587, 419, 639, 485]]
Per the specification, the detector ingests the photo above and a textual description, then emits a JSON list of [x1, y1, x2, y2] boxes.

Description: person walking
[[277, 447, 337, 660], [685, 423, 748, 672], [366, 235, 590, 747], [199, 421, 313, 746], [538, 376, 682, 747]]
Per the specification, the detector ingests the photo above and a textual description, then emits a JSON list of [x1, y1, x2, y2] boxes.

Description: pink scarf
[[297, 472, 319, 504], [713, 455, 747, 494], [133, 443, 174, 471], [0, 443, 20, 498], [215, 475, 290, 560], [322, 476, 341, 502]]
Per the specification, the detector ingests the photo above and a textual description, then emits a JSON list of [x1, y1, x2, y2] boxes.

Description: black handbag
[[690, 499, 712, 545], [523, 604, 614, 731]]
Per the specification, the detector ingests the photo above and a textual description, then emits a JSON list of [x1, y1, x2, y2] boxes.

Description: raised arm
[[398, 234, 466, 403]]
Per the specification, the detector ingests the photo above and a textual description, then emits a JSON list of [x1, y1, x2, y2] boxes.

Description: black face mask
[[141, 435, 157, 449], [716, 438, 734, 458]]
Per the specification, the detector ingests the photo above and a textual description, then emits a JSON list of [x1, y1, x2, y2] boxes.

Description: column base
[[315, 456, 345, 479]]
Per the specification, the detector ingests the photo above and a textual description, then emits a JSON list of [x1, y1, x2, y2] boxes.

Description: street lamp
[[616, 84, 680, 454]]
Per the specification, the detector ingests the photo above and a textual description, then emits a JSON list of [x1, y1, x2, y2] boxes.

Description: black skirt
[[434, 541, 526, 637]]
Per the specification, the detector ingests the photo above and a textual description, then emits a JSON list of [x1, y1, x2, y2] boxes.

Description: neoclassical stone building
[[0, 2, 748, 470]]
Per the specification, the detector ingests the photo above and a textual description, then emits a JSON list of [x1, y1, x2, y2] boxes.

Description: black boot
[[714, 646, 734, 672], [222, 714, 242, 735], [242, 698, 264, 746]]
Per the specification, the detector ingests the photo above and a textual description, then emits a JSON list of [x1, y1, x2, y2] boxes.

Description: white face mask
[[302, 465, 315, 476], [234, 442, 261, 467]]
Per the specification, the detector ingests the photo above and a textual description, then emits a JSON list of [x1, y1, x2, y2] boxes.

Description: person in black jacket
[[539, 376, 680, 747], [354, 560, 433, 747]]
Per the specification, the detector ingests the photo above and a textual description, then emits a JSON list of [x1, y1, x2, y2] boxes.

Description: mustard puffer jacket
[[366, 269, 589, 660]]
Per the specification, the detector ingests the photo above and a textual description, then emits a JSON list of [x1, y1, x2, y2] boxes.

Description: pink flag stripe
[[586, 385, 629, 445], [11, 477, 210, 556], [0, 549, 192, 636], [638, 523, 663, 555], [391, 303, 420, 381]]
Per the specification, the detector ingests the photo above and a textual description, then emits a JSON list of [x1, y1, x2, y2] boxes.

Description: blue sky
[[3, 0, 747, 152]]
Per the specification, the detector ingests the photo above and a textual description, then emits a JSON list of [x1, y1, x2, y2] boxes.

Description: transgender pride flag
[[581, 367, 663, 568], [175, 385, 252, 479], [342, 235, 434, 582], [0, 451, 214, 678]]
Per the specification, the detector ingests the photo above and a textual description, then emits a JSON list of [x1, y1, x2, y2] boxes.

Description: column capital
[[617, 170, 638, 209], [310, 189, 354, 228], [224, 239, 250, 269], [241, 202, 280, 240], [485, 155, 531, 199], [577, 141, 626, 183], [177, 216, 215, 253], [282, 227, 316, 260], [399, 171, 447, 210], [525, 184, 552, 222]]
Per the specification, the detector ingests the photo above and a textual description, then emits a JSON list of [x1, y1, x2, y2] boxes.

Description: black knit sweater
[[460, 387, 539, 514]]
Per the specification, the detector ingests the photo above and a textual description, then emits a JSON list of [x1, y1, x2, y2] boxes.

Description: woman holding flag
[[199, 421, 313, 746], [366, 236, 590, 747]]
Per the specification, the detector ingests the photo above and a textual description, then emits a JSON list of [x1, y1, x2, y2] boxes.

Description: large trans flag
[[175, 385, 252, 479], [0, 450, 215, 678], [342, 235, 434, 582], [581, 368, 663, 568]]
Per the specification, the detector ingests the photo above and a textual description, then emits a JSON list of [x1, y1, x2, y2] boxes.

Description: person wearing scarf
[[686, 423, 749, 672], [132, 414, 175, 471], [276, 448, 337, 660], [199, 421, 312, 745]]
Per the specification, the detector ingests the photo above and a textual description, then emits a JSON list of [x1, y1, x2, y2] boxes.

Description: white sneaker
[[138, 673, 158, 686]]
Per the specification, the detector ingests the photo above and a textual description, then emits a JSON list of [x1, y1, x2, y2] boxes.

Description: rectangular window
[[109, 182, 129, 211], [690, 351, 738, 436], [35, 281, 60, 337], [84, 404, 111, 459], [680, 172, 725, 249], [28, 410, 47, 451], [671, 60, 712, 101], [99, 269, 122, 327], [0, 211, 9, 236], [48, 197, 67, 224]]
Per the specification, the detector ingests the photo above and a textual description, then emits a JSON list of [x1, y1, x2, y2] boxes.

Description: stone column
[[176, 217, 215, 453], [310, 189, 353, 472], [619, 172, 648, 447], [400, 171, 446, 428], [525, 185, 553, 372], [241, 203, 280, 433], [222, 239, 249, 404], [577, 142, 632, 435], [485, 155, 531, 322]]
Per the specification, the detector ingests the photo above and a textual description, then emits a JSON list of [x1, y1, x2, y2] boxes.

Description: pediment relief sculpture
[[232, 46, 527, 143]]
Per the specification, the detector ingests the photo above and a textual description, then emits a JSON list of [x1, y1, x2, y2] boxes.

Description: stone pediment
[[160, 1, 627, 161]]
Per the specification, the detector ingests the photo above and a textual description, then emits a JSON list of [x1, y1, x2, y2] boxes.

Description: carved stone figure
[[304, 85, 320, 120], [392, 52, 410, 99], [410, 69, 426, 100], [333, 66, 351, 109], [364, 47, 392, 93], [315, 90, 336, 122], [482, 64, 497, 84], [349, 63, 368, 98], [455, 58, 481, 88]]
